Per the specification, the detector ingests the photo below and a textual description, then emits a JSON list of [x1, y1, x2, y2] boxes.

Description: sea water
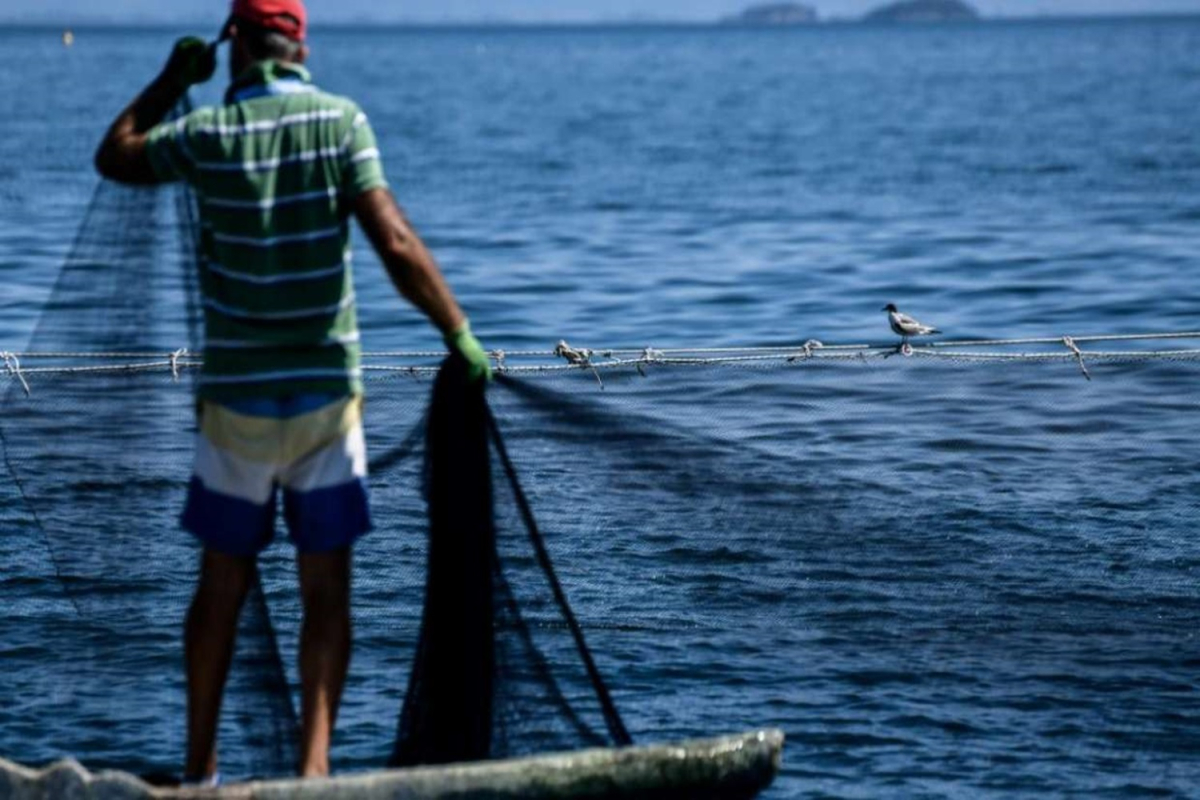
[[2, 18, 1200, 798]]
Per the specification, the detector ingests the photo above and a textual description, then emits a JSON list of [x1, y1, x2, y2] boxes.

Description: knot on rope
[[1062, 336, 1092, 381], [492, 350, 507, 373], [170, 348, 189, 383], [787, 340, 825, 362], [1, 352, 30, 397], [554, 340, 604, 389], [635, 347, 664, 378], [554, 340, 594, 365], [641, 347, 664, 362]]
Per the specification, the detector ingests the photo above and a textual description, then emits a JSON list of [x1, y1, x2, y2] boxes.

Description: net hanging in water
[[0, 174, 632, 781]]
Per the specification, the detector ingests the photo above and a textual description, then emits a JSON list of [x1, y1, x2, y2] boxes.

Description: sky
[[5, 0, 1200, 25]]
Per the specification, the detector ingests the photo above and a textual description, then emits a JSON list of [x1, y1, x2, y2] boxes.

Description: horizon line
[[5, 10, 1200, 28]]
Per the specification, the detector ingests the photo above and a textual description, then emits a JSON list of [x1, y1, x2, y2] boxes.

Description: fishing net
[[0, 168, 633, 782], [4, 160, 1200, 797]]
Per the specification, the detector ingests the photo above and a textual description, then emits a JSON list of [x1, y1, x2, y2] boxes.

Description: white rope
[[911, 349, 1200, 362], [3, 349, 1200, 384], [8, 330, 1200, 362], [170, 348, 189, 382], [6, 329, 1200, 387], [13, 361, 203, 376], [2, 352, 30, 397]]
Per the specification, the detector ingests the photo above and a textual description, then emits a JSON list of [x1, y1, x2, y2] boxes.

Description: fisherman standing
[[95, 0, 491, 783]]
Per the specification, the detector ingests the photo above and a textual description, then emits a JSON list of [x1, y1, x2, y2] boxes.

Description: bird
[[882, 304, 940, 347]]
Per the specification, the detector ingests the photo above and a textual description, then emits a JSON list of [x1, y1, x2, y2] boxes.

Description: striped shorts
[[181, 394, 371, 556]]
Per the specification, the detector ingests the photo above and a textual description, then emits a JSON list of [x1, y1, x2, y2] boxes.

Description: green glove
[[445, 321, 493, 383], [161, 37, 217, 91]]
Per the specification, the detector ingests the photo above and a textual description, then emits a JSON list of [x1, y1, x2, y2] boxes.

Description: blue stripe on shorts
[[284, 479, 372, 554], [182, 476, 277, 557], [182, 393, 371, 556]]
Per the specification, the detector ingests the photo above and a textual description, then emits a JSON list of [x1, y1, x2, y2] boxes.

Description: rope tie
[[170, 348, 189, 382], [1062, 336, 1092, 381], [554, 340, 594, 365], [2, 352, 31, 397], [635, 347, 664, 377], [554, 340, 604, 388], [492, 350, 507, 373], [787, 340, 825, 362]]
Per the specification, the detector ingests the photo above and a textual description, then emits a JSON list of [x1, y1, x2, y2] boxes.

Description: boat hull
[[0, 730, 783, 799]]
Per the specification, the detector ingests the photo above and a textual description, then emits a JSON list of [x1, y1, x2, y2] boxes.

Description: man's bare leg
[[184, 549, 255, 780], [297, 547, 352, 777]]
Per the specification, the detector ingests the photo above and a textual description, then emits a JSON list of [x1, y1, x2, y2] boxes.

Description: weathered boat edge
[[0, 729, 783, 800]]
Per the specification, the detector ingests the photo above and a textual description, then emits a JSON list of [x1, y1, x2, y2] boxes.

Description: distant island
[[724, 3, 819, 25], [864, 0, 980, 23], [723, 0, 980, 26]]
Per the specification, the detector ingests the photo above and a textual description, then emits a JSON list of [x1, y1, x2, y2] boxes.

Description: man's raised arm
[[95, 38, 215, 185]]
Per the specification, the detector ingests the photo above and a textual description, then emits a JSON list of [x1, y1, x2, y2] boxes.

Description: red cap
[[231, 0, 307, 41]]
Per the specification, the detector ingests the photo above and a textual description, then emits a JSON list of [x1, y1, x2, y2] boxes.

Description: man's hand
[[446, 322, 493, 383], [161, 37, 218, 91]]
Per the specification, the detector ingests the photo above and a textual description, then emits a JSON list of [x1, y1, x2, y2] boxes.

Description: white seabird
[[882, 303, 940, 345]]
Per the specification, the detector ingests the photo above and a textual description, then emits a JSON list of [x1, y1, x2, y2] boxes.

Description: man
[[94, 0, 492, 783]]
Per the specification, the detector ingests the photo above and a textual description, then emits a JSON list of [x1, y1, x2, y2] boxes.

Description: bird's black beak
[[880, 305, 890, 312]]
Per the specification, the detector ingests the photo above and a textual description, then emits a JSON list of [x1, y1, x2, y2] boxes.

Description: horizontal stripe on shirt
[[339, 113, 368, 148], [206, 331, 362, 349], [199, 367, 364, 386], [204, 187, 339, 211], [350, 148, 381, 165], [193, 109, 346, 137], [205, 292, 356, 321], [196, 146, 348, 174], [206, 257, 349, 285], [212, 226, 342, 248]]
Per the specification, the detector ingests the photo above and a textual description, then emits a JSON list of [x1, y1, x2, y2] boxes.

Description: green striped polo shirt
[[145, 60, 387, 401]]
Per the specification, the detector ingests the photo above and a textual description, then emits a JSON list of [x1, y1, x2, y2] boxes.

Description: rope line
[[6, 331, 1200, 393], [1, 352, 31, 397], [4, 350, 1200, 375], [7, 330, 1200, 362]]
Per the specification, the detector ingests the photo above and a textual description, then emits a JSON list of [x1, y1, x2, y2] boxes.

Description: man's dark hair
[[234, 16, 303, 62]]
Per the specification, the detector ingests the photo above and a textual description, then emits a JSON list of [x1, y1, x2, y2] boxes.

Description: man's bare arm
[[94, 76, 185, 185], [353, 188, 467, 336], [96, 37, 215, 185]]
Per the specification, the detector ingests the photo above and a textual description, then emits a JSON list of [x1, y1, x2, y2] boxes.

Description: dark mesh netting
[[4, 180, 1200, 796], [0, 173, 632, 781], [0, 178, 301, 780]]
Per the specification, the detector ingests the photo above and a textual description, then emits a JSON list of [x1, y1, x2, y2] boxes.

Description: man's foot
[[181, 772, 221, 788]]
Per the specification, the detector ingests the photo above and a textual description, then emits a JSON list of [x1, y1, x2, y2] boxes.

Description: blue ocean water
[[2, 17, 1200, 798]]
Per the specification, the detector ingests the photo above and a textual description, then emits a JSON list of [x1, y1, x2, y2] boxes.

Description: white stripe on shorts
[[193, 423, 367, 505]]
